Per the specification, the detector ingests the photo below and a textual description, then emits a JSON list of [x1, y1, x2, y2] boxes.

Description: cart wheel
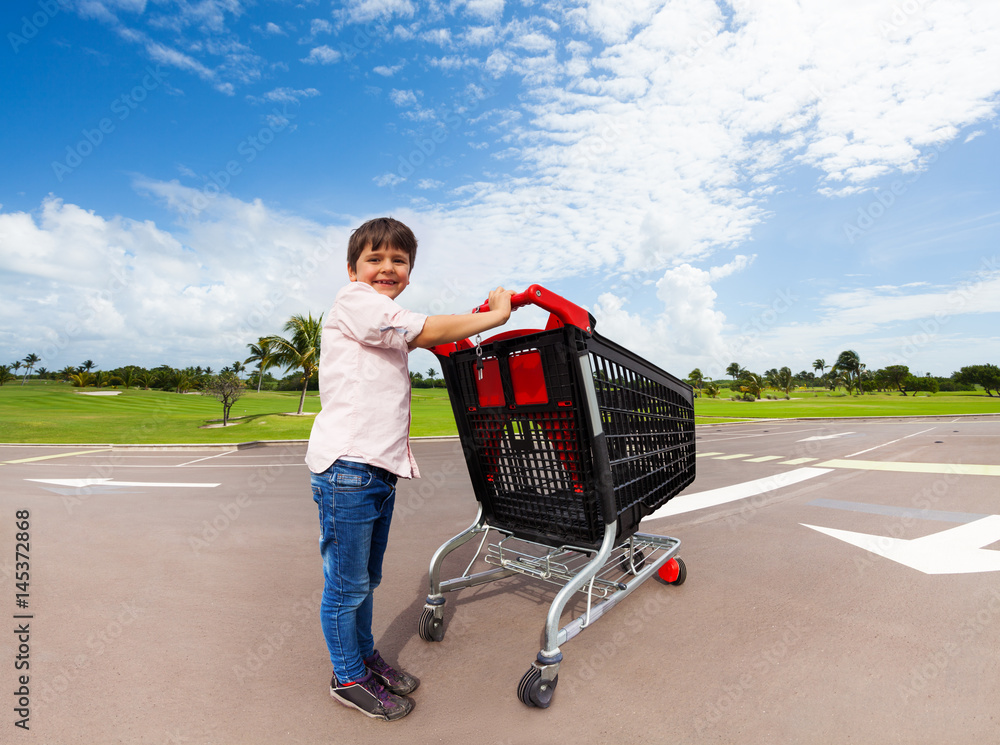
[[620, 549, 646, 575], [418, 608, 445, 642], [517, 666, 557, 709], [655, 556, 686, 586]]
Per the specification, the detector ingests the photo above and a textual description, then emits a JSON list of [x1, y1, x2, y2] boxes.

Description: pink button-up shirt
[[305, 282, 428, 478]]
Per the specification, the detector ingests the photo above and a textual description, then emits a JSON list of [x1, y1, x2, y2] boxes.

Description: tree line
[[4, 312, 443, 415], [688, 351, 1000, 399]]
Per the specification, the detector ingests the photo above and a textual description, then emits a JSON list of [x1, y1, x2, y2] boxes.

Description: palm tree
[[245, 338, 277, 393], [833, 350, 862, 395], [20, 353, 39, 385], [11, 361, 21, 378], [117, 367, 138, 390], [726, 362, 742, 382], [35, 367, 48, 380], [813, 359, 826, 381], [426, 367, 438, 388], [173, 370, 194, 393], [739, 372, 764, 400], [0, 365, 13, 386], [135, 370, 159, 390], [81, 360, 95, 373], [265, 313, 323, 415], [688, 368, 705, 397], [69, 371, 94, 387], [774, 366, 794, 399]]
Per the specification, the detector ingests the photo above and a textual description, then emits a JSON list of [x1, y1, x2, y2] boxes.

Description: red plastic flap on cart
[[509, 350, 548, 406], [475, 357, 504, 407]]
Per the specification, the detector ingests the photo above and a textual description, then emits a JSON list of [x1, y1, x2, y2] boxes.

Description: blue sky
[[2, 0, 999, 381]]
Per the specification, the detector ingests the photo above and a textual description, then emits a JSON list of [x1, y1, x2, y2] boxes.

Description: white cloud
[[460, 0, 504, 22], [389, 88, 418, 106], [417, 179, 444, 189], [262, 22, 285, 36], [373, 63, 404, 76], [0, 192, 353, 370], [310, 18, 333, 36], [246, 87, 321, 105], [374, 173, 405, 187], [301, 45, 342, 64], [341, 0, 415, 24], [421, 28, 452, 46]]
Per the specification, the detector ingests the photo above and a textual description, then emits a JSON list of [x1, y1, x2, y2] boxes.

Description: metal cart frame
[[419, 285, 695, 708]]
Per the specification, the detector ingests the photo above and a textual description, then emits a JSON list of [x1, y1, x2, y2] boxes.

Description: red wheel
[[656, 557, 686, 586]]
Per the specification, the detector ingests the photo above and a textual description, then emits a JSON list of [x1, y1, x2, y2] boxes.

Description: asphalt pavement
[[1, 416, 999, 744]]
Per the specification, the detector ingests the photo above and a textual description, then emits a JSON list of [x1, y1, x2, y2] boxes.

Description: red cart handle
[[474, 284, 593, 334], [430, 284, 594, 357]]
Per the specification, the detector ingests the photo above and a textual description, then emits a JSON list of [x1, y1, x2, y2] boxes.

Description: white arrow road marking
[[802, 516, 1000, 575], [645, 467, 833, 520], [26, 478, 219, 488], [797, 432, 855, 442]]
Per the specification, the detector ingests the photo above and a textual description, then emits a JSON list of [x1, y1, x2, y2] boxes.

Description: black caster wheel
[[517, 666, 557, 708], [620, 549, 646, 575], [418, 607, 444, 642], [655, 556, 687, 586]]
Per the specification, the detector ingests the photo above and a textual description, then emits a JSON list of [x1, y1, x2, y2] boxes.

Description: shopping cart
[[418, 284, 696, 708]]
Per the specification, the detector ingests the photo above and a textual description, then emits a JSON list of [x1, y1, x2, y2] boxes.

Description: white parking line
[[844, 427, 936, 458], [177, 451, 238, 467], [644, 467, 833, 520], [818, 459, 1000, 476]]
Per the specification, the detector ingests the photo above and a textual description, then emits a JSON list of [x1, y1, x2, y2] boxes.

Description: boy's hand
[[487, 286, 515, 321]]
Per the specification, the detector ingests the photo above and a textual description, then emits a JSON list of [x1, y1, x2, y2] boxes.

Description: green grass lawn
[[0, 382, 458, 444], [1, 382, 997, 444], [695, 388, 1000, 422]]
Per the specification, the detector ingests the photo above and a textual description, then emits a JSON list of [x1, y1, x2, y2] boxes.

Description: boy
[[305, 217, 514, 721]]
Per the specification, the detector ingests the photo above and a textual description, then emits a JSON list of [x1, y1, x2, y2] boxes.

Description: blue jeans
[[311, 460, 397, 684]]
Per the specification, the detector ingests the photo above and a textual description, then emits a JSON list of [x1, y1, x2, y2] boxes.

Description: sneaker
[[330, 671, 414, 721], [364, 650, 420, 695]]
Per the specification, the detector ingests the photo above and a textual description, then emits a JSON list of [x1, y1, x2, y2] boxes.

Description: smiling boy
[[305, 217, 514, 721]]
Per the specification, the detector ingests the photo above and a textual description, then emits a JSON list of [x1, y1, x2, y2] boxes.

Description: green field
[[695, 388, 1000, 423], [0, 382, 457, 444], [1, 382, 998, 444]]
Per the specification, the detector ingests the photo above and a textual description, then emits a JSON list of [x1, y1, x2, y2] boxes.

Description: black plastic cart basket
[[419, 284, 696, 709]]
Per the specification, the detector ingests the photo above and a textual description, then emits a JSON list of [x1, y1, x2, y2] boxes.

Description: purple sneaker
[[330, 671, 414, 721], [364, 650, 420, 695]]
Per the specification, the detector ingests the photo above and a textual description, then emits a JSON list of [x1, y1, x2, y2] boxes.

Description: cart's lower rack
[[484, 532, 680, 601]]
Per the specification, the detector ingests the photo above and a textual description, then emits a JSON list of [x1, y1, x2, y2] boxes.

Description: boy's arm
[[409, 286, 515, 349]]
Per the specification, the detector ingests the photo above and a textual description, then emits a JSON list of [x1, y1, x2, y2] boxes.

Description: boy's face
[[348, 243, 411, 300]]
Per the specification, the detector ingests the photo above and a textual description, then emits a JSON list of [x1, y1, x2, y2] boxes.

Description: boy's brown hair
[[348, 217, 418, 272]]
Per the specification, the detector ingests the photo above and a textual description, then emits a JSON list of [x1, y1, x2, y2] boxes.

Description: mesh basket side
[[589, 342, 696, 518]]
